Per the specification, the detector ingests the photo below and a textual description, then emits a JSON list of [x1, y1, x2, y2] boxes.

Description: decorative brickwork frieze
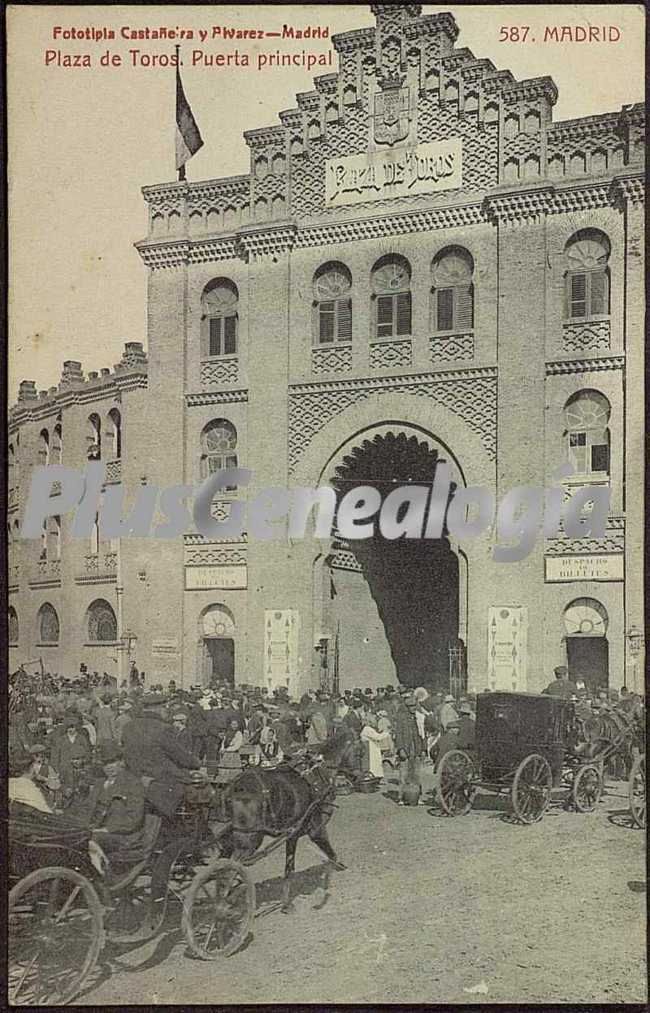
[[562, 320, 610, 354], [312, 345, 353, 375], [288, 367, 497, 472], [201, 358, 239, 387], [370, 339, 412, 369], [429, 333, 474, 363], [185, 390, 248, 408], [545, 356, 624, 376]]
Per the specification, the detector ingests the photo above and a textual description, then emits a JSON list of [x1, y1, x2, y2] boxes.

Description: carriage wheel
[[571, 764, 603, 813], [511, 754, 552, 824], [182, 858, 255, 959], [9, 867, 104, 1006], [436, 750, 476, 816], [629, 755, 646, 829]]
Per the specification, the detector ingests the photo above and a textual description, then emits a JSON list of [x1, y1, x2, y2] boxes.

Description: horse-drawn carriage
[[436, 691, 633, 824], [8, 729, 352, 1005]]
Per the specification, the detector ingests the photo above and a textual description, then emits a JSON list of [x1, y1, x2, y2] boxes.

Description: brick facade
[[9, 6, 645, 696]]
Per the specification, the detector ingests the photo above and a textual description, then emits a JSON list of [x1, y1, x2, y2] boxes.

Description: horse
[[217, 726, 355, 911]]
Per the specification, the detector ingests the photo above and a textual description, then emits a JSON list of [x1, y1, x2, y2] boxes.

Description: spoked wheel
[[571, 764, 603, 813], [182, 858, 255, 959], [9, 867, 104, 1006], [436, 750, 476, 816], [511, 754, 552, 824], [629, 755, 646, 829]]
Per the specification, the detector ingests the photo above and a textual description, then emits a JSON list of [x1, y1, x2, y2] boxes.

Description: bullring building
[[8, 5, 645, 697]]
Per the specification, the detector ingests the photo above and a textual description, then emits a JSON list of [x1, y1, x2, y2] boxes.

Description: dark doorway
[[566, 636, 609, 695], [330, 431, 459, 691], [204, 638, 235, 686]]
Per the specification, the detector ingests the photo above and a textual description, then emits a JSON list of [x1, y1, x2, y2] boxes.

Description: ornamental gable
[[244, 7, 558, 221], [140, 5, 644, 244]]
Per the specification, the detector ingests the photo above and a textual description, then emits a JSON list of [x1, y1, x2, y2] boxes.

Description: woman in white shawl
[[361, 712, 391, 779]]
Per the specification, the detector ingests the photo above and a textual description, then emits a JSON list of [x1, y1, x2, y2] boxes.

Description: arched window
[[371, 255, 412, 339], [431, 247, 474, 332], [87, 414, 101, 460], [313, 263, 352, 345], [564, 598, 608, 637], [38, 429, 50, 466], [52, 423, 62, 465], [565, 230, 610, 319], [107, 408, 122, 459], [8, 606, 19, 644], [200, 420, 238, 485], [564, 390, 611, 477], [38, 602, 60, 645], [8, 442, 15, 487], [40, 520, 47, 561], [87, 599, 118, 642], [202, 279, 238, 358]]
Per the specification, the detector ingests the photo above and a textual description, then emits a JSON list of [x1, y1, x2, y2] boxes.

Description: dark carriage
[[8, 735, 351, 1004], [7, 781, 249, 1006], [436, 691, 606, 824]]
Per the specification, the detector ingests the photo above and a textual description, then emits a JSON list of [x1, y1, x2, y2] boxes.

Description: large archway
[[323, 429, 462, 691]]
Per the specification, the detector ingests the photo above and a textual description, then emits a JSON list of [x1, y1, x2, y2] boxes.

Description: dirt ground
[[77, 767, 646, 1005]]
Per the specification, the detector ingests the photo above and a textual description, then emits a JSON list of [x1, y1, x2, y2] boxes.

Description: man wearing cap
[[121, 694, 201, 818], [170, 709, 195, 752], [543, 666, 578, 699], [49, 711, 92, 804], [85, 741, 146, 852], [28, 744, 61, 805], [392, 694, 425, 804]]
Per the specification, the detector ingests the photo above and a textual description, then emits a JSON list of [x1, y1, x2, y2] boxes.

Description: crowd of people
[[8, 661, 488, 816], [8, 662, 645, 831]]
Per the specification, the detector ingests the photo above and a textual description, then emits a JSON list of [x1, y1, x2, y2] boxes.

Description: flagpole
[[175, 45, 186, 181]]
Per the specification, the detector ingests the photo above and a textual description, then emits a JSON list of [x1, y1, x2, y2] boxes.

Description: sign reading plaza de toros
[[325, 138, 462, 207]]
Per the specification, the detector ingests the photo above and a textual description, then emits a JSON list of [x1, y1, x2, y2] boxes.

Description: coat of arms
[[374, 74, 411, 146]]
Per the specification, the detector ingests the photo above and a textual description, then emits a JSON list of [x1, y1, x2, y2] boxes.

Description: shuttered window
[[568, 271, 609, 318], [203, 280, 239, 357], [371, 256, 412, 340], [314, 265, 353, 345], [318, 296, 352, 343], [209, 314, 238, 356], [376, 292, 411, 338], [432, 249, 474, 333], [565, 232, 610, 319]]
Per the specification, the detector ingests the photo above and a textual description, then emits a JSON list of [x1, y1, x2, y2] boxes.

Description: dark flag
[[176, 62, 203, 179]]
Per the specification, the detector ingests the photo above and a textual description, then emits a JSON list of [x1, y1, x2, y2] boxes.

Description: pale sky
[[7, 4, 645, 401]]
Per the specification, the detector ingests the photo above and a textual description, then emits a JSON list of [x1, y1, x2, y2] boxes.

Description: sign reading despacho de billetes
[[325, 139, 462, 207], [545, 554, 624, 583]]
